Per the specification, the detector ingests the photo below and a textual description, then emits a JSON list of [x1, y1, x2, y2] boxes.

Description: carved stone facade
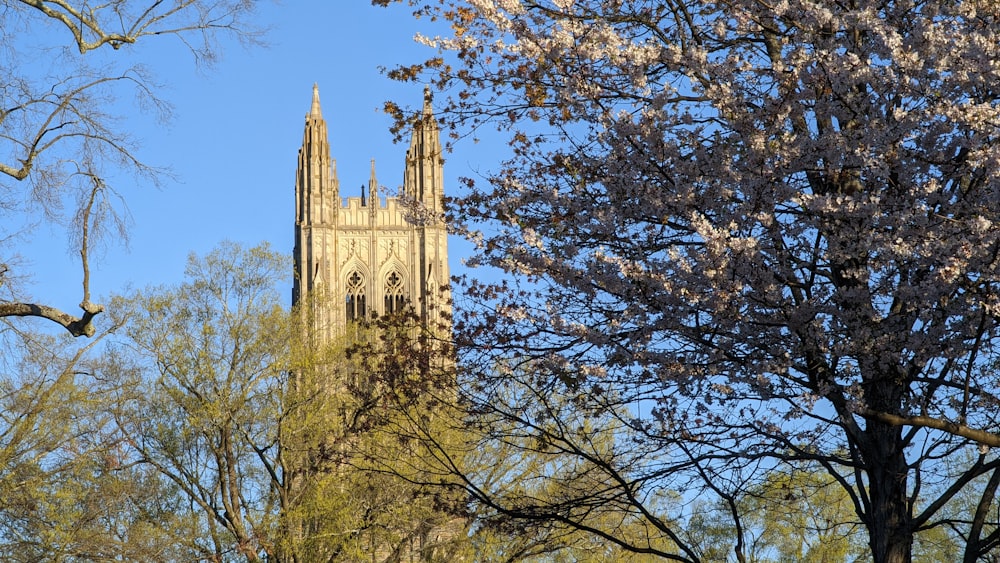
[[293, 84, 450, 338]]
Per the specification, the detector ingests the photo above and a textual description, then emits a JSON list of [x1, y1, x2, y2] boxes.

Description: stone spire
[[402, 87, 449, 327], [423, 85, 434, 116], [368, 158, 378, 218], [293, 85, 449, 333], [310, 83, 322, 118], [404, 86, 444, 216], [293, 83, 338, 315]]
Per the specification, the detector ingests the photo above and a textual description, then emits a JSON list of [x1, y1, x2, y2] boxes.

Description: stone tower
[[288, 85, 466, 561], [292, 84, 450, 336]]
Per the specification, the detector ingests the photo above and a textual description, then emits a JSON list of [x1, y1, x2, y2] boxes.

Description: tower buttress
[[293, 84, 340, 335], [404, 87, 450, 327]]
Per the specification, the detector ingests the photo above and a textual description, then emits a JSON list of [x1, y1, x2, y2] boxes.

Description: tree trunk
[[864, 378, 913, 563]]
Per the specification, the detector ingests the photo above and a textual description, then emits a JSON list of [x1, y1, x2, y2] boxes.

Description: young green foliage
[[103, 242, 289, 561], [280, 300, 471, 562]]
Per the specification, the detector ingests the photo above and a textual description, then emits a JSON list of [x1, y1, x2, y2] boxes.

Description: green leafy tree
[[687, 465, 867, 563], [0, 326, 197, 560], [102, 242, 290, 561], [99, 242, 469, 561], [280, 305, 471, 562]]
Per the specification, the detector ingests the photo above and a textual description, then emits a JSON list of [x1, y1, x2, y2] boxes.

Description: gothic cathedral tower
[[287, 86, 466, 561], [292, 84, 450, 337]]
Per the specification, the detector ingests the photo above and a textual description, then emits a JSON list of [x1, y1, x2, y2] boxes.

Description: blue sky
[[25, 1, 483, 316]]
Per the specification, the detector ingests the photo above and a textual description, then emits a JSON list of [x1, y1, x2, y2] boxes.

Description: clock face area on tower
[[292, 84, 450, 335]]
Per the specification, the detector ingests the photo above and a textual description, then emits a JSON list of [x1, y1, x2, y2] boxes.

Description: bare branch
[[0, 301, 103, 337], [862, 410, 1000, 449]]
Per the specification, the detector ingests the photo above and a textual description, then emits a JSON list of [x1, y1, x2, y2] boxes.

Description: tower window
[[346, 270, 366, 322], [384, 271, 406, 314]]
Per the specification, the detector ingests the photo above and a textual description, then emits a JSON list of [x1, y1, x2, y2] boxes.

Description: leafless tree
[[0, 0, 261, 336]]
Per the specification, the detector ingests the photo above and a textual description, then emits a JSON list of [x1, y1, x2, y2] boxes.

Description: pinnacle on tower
[[423, 85, 433, 116], [310, 83, 322, 118], [295, 85, 448, 329], [293, 82, 334, 310], [404, 86, 444, 215], [369, 158, 378, 212]]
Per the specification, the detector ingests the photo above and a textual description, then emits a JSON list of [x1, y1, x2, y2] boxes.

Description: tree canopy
[[378, 1, 1000, 561]]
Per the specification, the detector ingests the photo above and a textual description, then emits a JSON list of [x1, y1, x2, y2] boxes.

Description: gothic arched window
[[345, 270, 366, 322], [384, 270, 406, 314]]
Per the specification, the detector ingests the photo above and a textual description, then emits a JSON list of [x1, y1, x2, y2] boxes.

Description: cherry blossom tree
[[379, 1, 1000, 561]]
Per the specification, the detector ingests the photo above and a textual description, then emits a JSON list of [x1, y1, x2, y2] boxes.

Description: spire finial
[[422, 85, 433, 116], [369, 158, 378, 213], [310, 83, 322, 118]]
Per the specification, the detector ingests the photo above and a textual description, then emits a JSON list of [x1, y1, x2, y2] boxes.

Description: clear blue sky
[[26, 1, 483, 315]]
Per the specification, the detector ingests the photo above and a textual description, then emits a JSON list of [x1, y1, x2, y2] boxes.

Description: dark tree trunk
[[864, 376, 913, 563]]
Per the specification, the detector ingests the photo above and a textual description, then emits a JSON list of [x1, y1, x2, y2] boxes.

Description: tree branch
[[0, 301, 104, 337], [861, 409, 1000, 448]]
